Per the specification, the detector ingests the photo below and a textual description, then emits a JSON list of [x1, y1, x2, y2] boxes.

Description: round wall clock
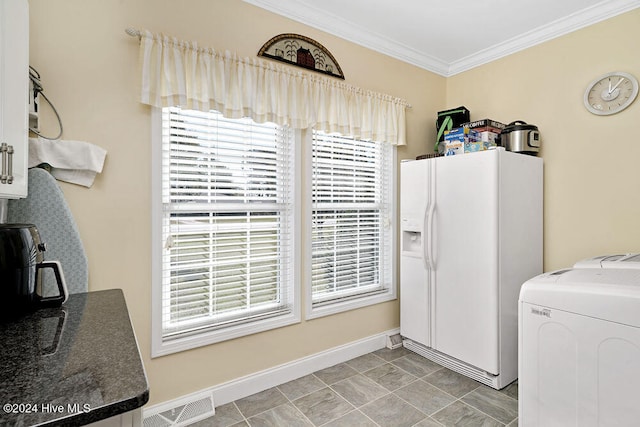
[[584, 71, 639, 115]]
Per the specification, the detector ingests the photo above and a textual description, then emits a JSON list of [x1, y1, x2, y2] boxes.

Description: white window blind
[[310, 131, 393, 307], [160, 107, 295, 342]]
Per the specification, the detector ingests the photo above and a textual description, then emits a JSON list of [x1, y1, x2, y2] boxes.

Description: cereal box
[[444, 127, 482, 156]]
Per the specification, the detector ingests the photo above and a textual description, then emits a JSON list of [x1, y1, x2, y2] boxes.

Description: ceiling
[[243, 0, 640, 76]]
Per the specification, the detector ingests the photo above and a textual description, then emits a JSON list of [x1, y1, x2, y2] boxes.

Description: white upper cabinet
[[0, 0, 29, 198]]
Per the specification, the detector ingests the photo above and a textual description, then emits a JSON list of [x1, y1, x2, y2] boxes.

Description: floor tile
[[322, 410, 378, 427], [346, 353, 386, 373], [372, 346, 411, 362], [462, 386, 518, 424], [364, 363, 417, 391], [432, 401, 503, 427], [360, 394, 426, 427], [314, 363, 358, 385], [394, 379, 456, 416], [413, 417, 444, 427], [500, 380, 518, 400], [213, 348, 519, 427], [277, 374, 325, 400], [246, 403, 313, 427], [293, 387, 354, 426], [423, 368, 481, 398], [234, 387, 287, 418], [190, 402, 244, 427], [331, 374, 389, 407], [391, 353, 443, 377]]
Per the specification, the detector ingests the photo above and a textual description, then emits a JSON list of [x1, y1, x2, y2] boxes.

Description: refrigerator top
[[403, 147, 543, 165]]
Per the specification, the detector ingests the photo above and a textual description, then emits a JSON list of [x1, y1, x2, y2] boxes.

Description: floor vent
[[143, 391, 215, 427], [387, 333, 403, 349]]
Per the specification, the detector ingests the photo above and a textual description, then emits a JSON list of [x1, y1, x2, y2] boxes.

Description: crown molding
[[243, 0, 450, 76], [244, 0, 640, 77], [447, 0, 640, 76]]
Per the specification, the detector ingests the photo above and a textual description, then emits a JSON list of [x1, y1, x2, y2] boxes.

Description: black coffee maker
[[0, 224, 68, 320]]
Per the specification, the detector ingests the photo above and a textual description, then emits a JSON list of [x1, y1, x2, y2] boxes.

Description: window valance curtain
[[137, 31, 409, 145]]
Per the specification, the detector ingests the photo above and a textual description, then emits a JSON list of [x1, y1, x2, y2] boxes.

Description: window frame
[[304, 130, 397, 320], [151, 107, 301, 358]]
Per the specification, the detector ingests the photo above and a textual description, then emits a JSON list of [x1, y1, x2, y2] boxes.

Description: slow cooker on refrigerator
[[499, 121, 541, 155]]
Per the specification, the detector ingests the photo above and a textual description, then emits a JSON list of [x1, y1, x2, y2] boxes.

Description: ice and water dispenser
[[402, 219, 423, 255]]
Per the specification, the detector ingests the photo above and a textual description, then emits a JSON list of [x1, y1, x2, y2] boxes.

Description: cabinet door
[[87, 408, 142, 426], [432, 151, 500, 374], [0, 0, 29, 199]]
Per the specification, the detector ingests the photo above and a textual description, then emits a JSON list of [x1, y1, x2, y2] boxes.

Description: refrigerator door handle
[[421, 202, 430, 270], [424, 162, 436, 270], [425, 202, 435, 269]]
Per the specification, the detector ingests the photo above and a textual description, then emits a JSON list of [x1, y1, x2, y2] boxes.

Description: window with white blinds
[[309, 131, 394, 315], [157, 107, 297, 350]]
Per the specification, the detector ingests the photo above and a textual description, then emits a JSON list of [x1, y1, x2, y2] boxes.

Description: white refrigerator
[[400, 148, 543, 389]]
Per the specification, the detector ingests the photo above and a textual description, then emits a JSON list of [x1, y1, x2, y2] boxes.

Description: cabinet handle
[[1, 143, 7, 184], [7, 145, 14, 184], [0, 143, 14, 185]]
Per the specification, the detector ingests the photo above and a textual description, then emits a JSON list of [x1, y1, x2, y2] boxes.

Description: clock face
[[584, 72, 639, 115]]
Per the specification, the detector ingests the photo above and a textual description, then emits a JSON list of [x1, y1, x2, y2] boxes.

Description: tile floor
[[193, 347, 518, 427]]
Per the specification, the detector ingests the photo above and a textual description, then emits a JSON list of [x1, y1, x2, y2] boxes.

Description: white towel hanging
[[28, 137, 107, 187]]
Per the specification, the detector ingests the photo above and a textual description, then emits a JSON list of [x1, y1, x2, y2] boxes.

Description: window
[[307, 131, 396, 318], [152, 107, 299, 356], [152, 108, 397, 354]]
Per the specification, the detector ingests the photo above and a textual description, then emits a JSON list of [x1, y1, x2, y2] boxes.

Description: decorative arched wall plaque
[[258, 33, 345, 79]]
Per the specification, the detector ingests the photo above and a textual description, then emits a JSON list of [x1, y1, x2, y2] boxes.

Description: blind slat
[[310, 130, 392, 305], [161, 107, 294, 338]]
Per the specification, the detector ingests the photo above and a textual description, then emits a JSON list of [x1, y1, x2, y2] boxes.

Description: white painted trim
[[150, 109, 302, 358], [150, 107, 165, 359], [304, 136, 398, 320], [243, 0, 450, 76], [243, 0, 640, 77], [448, 0, 640, 75], [143, 328, 400, 416], [306, 291, 397, 320]]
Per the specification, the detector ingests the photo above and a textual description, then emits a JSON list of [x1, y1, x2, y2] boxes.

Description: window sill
[[152, 311, 300, 358], [305, 289, 397, 320]]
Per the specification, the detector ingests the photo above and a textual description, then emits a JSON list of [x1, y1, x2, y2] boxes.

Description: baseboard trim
[[143, 328, 399, 416]]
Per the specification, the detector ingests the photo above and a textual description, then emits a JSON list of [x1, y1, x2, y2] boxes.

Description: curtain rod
[[125, 27, 141, 39]]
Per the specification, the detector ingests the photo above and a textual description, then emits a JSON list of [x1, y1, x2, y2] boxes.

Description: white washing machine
[[519, 268, 640, 427], [574, 253, 640, 269]]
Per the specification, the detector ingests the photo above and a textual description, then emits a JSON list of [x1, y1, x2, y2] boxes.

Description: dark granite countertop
[[0, 289, 149, 426]]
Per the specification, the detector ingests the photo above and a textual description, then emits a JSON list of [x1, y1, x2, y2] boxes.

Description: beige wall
[[446, 9, 640, 270], [28, 0, 442, 405], [28, 0, 640, 406]]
